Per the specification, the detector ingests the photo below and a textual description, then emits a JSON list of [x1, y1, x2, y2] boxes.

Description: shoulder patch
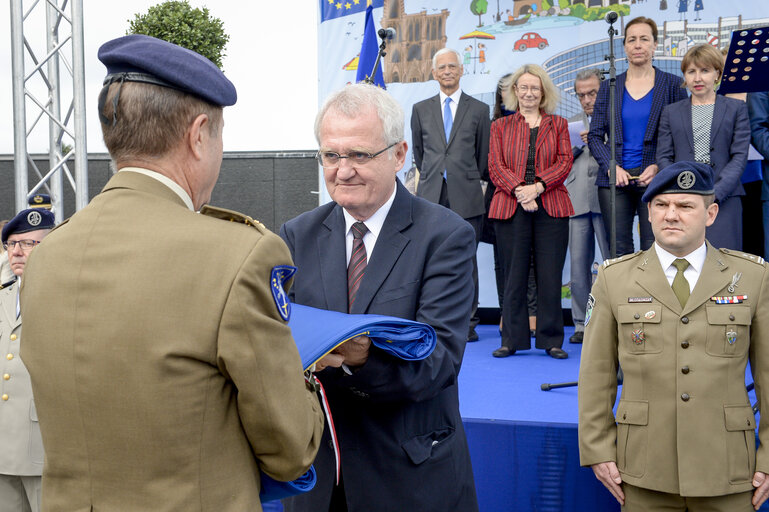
[[602, 251, 643, 268], [719, 248, 766, 266], [199, 205, 266, 231], [271, 265, 297, 321]]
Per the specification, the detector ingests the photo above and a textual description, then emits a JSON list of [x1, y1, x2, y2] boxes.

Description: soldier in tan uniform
[[0, 208, 55, 512], [579, 161, 769, 511], [19, 35, 323, 512]]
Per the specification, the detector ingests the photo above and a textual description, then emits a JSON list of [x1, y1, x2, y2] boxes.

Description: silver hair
[[314, 83, 404, 147], [575, 68, 603, 84], [432, 47, 462, 70]]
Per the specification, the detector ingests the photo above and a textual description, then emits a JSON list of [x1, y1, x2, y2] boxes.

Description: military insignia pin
[[726, 330, 737, 345], [644, 310, 656, 319], [270, 265, 297, 321], [727, 272, 742, 293], [631, 329, 645, 345], [585, 294, 595, 327]]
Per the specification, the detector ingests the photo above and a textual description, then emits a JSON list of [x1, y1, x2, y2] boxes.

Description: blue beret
[[642, 161, 715, 203], [28, 193, 52, 209], [2, 208, 56, 244], [97, 34, 236, 108]]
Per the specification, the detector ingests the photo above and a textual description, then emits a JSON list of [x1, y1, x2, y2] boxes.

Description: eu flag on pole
[[356, 5, 385, 88], [320, 0, 384, 23]]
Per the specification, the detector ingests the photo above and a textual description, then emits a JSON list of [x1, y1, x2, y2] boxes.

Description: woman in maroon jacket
[[489, 63, 574, 359]]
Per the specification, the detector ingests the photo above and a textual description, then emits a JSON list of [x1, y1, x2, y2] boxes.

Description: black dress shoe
[[492, 346, 515, 358], [569, 331, 584, 344], [546, 347, 568, 359], [467, 329, 479, 342]]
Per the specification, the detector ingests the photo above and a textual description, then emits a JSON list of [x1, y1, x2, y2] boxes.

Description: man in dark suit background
[[281, 83, 479, 512], [411, 48, 490, 341]]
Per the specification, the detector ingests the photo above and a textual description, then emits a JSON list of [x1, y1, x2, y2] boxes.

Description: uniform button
[[2, 374, 8, 381], [729, 314, 735, 321], [1, 394, 7, 401], [9, 334, 16, 341], [634, 313, 640, 320], [681, 393, 690, 402], [681, 366, 690, 374], [681, 317, 689, 324], [5, 353, 12, 360], [681, 341, 690, 349]]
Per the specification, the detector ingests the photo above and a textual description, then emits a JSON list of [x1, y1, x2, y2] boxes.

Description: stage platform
[[268, 324, 766, 512]]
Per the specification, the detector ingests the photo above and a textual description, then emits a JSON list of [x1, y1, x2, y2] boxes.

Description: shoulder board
[[199, 205, 266, 231], [719, 248, 766, 266], [0, 278, 17, 291], [602, 250, 643, 268]]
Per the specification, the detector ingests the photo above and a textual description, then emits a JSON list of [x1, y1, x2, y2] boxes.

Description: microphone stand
[[607, 17, 618, 260], [364, 30, 390, 85]]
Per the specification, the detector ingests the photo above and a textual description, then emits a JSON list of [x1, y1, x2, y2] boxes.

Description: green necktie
[[672, 258, 690, 307]]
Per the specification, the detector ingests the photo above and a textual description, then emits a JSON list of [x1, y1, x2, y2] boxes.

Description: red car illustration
[[514, 32, 549, 51]]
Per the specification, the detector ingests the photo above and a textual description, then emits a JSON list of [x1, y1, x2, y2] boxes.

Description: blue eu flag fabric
[[355, 5, 385, 87], [320, 0, 384, 23]]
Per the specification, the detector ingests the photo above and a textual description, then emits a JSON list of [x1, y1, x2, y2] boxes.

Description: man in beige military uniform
[[0, 208, 55, 512], [579, 161, 769, 511], [19, 35, 323, 512]]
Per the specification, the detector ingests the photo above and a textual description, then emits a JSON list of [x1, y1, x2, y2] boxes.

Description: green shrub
[[128, 1, 229, 69]]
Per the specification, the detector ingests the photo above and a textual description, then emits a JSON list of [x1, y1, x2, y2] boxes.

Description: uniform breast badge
[[727, 272, 742, 293], [632, 329, 645, 345], [644, 310, 656, 319], [710, 295, 747, 304], [726, 330, 738, 345]]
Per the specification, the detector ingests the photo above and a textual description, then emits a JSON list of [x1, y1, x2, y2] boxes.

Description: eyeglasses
[[575, 90, 598, 100], [516, 85, 541, 94], [316, 143, 398, 167], [3, 239, 40, 251]]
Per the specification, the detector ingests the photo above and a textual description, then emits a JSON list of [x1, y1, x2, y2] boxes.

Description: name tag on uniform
[[628, 297, 653, 303], [710, 295, 747, 304]]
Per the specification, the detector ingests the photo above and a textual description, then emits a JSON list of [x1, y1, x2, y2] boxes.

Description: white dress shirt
[[342, 183, 397, 266], [439, 89, 462, 125], [120, 167, 195, 211], [654, 241, 707, 293]]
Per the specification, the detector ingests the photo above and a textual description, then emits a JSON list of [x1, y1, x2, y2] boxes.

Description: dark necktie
[[348, 222, 369, 312], [672, 258, 691, 307]]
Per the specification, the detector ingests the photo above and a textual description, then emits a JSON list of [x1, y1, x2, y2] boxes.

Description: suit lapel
[[320, 207, 350, 313], [615, 73, 626, 148], [644, 68, 665, 142], [710, 96, 727, 147], [0, 283, 20, 331], [635, 247, 681, 313], [350, 182, 412, 314], [682, 99, 695, 153], [429, 95, 447, 148], [683, 243, 732, 315], [536, 112, 552, 152], [448, 93, 470, 147]]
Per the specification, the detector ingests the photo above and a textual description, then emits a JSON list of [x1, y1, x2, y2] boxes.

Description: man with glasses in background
[[0, 207, 55, 512], [281, 82, 479, 512], [411, 47, 490, 342], [565, 68, 610, 344]]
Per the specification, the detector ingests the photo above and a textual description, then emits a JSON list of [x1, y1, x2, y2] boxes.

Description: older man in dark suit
[[281, 83, 478, 512], [411, 47, 490, 341]]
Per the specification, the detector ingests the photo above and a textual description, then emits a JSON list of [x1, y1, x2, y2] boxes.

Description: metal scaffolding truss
[[10, 0, 88, 220]]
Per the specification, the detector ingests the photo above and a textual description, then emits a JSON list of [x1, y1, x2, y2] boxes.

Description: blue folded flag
[[260, 465, 316, 503], [288, 303, 437, 371]]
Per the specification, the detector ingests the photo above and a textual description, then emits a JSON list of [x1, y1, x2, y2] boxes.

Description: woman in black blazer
[[657, 43, 750, 250]]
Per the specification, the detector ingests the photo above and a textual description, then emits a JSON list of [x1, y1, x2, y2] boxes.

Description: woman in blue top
[[588, 16, 687, 256]]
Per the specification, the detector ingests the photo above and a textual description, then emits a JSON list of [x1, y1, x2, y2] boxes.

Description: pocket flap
[[618, 305, 661, 324], [401, 428, 454, 465], [616, 400, 649, 425], [724, 405, 755, 431], [707, 306, 751, 325]]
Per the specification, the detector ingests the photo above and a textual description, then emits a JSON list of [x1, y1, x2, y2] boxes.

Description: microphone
[[605, 11, 618, 24], [378, 27, 396, 39]]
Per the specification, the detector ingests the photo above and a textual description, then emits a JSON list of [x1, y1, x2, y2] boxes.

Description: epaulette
[[719, 248, 766, 266], [602, 250, 643, 268], [199, 205, 266, 231], [0, 278, 17, 291]]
